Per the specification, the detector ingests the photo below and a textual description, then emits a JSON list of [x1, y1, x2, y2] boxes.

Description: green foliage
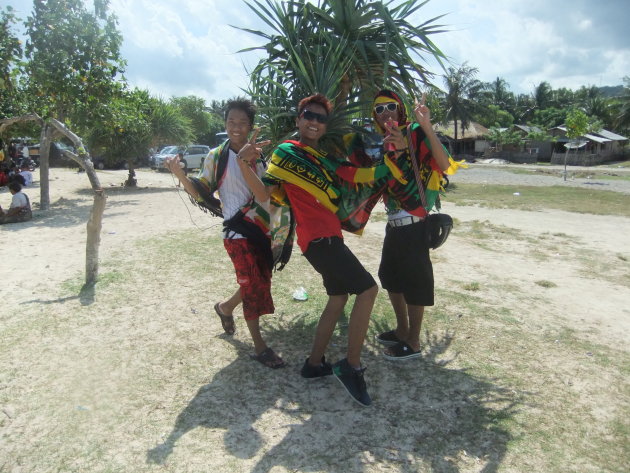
[[0, 6, 22, 90], [565, 108, 589, 139], [23, 0, 126, 132], [614, 76, 630, 133], [475, 104, 514, 128], [531, 107, 568, 129], [0, 6, 26, 119], [88, 89, 193, 165], [486, 126, 521, 149], [169, 95, 223, 145], [441, 62, 483, 140], [239, 0, 449, 149]]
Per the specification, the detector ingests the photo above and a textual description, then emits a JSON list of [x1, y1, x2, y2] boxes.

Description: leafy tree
[[475, 104, 513, 128], [531, 107, 568, 129], [563, 108, 589, 180], [23, 0, 126, 130], [0, 6, 26, 119], [486, 126, 521, 151], [169, 95, 223, 145], [533, 81, 554, 110], [614, 76, 630, 133], [441, 62, 483, 145], [89, 89, 193, 186]]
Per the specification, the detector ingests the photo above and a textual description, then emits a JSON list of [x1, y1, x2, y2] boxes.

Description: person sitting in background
[[0, 182, 32, 224], [19, 164, 33, 187]]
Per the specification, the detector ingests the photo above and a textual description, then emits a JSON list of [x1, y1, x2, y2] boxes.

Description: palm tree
[[237, 0, 449, 147], [441, 62, 483, 147], [615, 77, 630, 133]]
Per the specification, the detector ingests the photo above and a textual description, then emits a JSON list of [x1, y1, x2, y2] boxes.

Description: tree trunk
[[49, 118, 106, 286], [85, 189, 106, 285], [125, 160, 137, 187], [38, 123, 52, 210]]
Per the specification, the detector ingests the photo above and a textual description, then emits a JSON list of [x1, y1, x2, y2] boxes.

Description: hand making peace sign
[[237, 128, 271, 164], [414, 93, 433, 130]]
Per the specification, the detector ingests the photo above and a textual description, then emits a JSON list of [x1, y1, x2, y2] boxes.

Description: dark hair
[[8, 182, 22, 192], [297, 94, 333, 116], [224, 98, 256, 126]]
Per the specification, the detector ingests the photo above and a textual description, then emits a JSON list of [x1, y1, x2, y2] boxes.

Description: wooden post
[[85, 189, 106, 285]]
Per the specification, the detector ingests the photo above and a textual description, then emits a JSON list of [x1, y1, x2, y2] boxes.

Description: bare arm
[[237, 158, 276, 202], [164, 157, 200, 199], [235, 128, 276, 202], [414, 94, 450, 172]]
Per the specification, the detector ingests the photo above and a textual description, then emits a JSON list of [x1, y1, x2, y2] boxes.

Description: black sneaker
[[300, 356, 333, 378], [375, 330, 401, 347], [332, 358, 371, 407]]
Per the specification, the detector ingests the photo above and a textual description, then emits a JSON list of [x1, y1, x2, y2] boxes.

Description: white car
[[153, 145, 210, 172]]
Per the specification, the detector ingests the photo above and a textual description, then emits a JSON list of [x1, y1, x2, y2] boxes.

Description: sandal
[[383, 341, 421, 360], [249, 347, 286, 369], [214, 302, 235, 335]]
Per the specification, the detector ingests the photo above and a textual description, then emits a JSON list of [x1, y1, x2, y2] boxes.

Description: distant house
[[549, 127, 628, 165], [433, 121, 489, 156], [510, 124, 553, 161]]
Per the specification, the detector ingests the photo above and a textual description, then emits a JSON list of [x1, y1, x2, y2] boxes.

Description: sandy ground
[[1, 165, 629, 472], [2, 166, 628, 345]]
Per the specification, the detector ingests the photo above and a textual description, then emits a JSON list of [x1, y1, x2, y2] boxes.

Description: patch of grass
[[463, 281, 481, 291], [445, 183, 630, 217], [535, 280, 557, 288]]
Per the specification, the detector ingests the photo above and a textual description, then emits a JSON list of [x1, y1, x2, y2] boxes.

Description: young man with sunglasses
[[347, 89, 454, 360], [237, 94, 404, 406]]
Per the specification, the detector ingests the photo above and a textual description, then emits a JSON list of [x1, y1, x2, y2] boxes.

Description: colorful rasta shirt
[[346, 123, 464, 217], [262, 140, 406, 234]]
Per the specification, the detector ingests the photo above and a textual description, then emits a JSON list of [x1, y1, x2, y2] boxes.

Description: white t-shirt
[[10, 191, 28, 209], [210, 148, 266, 239], [19, 170, 33, 186]]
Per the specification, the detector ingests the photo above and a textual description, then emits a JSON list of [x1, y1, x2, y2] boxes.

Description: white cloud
[[7, 0, 630, 100]]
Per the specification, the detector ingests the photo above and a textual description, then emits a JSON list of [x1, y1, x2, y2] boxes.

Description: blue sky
[[7, 0, 630, 102]]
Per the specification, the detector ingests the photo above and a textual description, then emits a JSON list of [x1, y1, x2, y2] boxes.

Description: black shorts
[[304, 236, 376, 296], [378, 220, 434, 306]]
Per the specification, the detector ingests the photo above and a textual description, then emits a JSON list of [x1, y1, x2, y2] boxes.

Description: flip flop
[[383, 341, 421, 360], [249, 347, 286, 369], [214, 302, 235, 335]]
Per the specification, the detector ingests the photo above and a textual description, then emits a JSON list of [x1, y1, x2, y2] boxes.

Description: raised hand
[[237, 128, 271, 163], [382, 118, 407, 151], [414, 93, 433, 130]]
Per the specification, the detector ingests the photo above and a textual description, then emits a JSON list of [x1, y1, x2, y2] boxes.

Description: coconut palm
[[615, 77, 630, 133], [441, 62, 483, 145]]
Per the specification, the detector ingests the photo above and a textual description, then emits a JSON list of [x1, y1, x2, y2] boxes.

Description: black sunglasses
[[374, 103, 398, 115], [300, 109, 328, 124]]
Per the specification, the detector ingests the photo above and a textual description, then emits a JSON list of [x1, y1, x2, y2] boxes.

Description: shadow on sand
[[146, 323, 517, 472]]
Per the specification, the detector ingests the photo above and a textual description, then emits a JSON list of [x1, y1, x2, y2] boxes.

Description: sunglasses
[[374, 103, 398, 115], [300, 109, 328, 124]]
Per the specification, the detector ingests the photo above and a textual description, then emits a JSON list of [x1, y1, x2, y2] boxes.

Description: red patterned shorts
[[223, 238, 274, 320]]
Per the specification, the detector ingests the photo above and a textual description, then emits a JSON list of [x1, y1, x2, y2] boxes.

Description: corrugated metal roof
[[583, 133, 611, 144], [593, 129, 628, 141]]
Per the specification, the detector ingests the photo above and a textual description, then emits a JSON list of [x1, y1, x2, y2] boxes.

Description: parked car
[[153, 145, 210, 172]]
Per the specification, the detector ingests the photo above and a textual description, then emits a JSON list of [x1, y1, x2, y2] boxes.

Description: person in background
[[0, 182, 32, 224]]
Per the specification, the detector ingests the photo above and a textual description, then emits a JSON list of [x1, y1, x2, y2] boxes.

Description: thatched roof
[[434, 121, 489, 140]]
